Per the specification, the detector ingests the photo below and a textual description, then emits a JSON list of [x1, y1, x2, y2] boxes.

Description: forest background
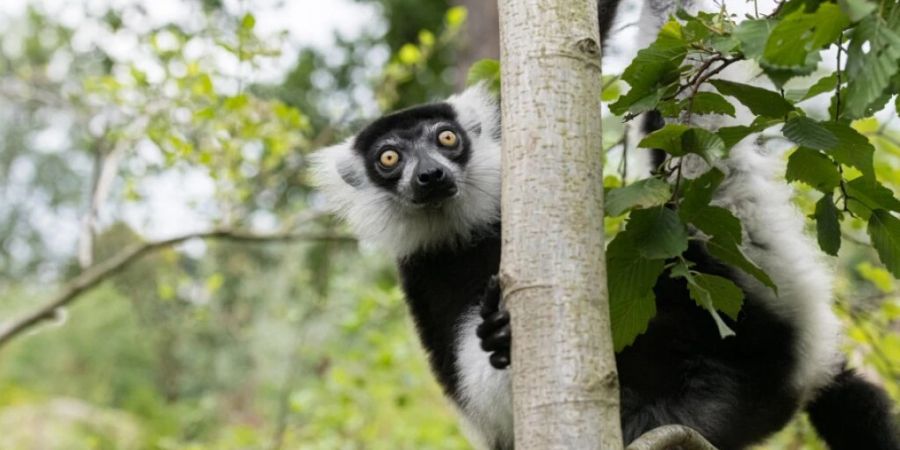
[[0, 0, 897, 448]]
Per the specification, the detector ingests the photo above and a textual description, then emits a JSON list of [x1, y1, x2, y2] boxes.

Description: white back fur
[[311, 84, 501, 258], [635, 0, 843, 396]]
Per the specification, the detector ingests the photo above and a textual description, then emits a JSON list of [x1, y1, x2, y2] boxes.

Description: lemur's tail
[[806, 368, 900, 450]]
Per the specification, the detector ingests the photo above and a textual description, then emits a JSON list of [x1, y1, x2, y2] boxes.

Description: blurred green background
[[0, 0, 896, 449]]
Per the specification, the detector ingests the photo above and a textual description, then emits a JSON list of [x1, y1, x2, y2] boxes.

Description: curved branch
[[627, 425, 719, 450], [0, 226, 355, 349]]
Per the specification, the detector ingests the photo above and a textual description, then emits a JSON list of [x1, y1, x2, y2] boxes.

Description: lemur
[[312, 1, 900, 449]]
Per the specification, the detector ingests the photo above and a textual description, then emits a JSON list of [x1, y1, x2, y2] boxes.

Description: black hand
[[476, 275, 511, 369]]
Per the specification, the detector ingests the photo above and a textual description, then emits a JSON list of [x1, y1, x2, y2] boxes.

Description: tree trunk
[[498, 0, 622, 448]]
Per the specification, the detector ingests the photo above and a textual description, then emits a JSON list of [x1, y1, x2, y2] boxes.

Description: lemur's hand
[[476, 275, 510, 369]]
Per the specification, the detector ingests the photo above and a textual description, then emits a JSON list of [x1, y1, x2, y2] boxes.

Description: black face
[[353, 103, 473, 206]]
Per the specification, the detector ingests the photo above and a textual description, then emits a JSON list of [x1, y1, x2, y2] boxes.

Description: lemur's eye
[[379, 149, 400, 168], [438, 130, 458, 148]]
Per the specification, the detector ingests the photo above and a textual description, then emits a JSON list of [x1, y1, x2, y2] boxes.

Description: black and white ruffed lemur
[[311, 1, 900, 449]]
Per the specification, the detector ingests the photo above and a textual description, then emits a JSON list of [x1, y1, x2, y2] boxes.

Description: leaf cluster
[[606, 0, 900, 351]]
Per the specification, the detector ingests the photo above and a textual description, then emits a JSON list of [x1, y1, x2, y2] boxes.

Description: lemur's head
[[312, 84, 501, 257]]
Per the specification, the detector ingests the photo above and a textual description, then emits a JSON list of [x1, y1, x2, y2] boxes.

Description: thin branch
[[627, 425, 719, 450], [0, 224, 355, 349]]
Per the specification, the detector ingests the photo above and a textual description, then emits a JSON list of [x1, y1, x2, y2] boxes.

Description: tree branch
[[627, 425, 719, 450], [0, 224, 355, 349]]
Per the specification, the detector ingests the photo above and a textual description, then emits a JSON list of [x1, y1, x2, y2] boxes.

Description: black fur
[[618, 242, 800, 449], [399, 228, 808, 450], [398, 223, 502, 404], [598, 0, 624, 42], [807, 368, 900, 450]]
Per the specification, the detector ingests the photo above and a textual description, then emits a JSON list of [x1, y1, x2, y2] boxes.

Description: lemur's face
[[352, 103, 471, 207]]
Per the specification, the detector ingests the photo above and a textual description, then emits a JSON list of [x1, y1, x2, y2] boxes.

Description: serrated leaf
[[683, 92, 736, 117], [717, 126, 755, 148], [822, 122, 875, 179], [711, 79, 795, 117], [843, 16, 900, 119], [673, 267, 738, 338], [606, 178, 672, 217], [610, 20, 687, 116], [707, 236, 777, 291], [607, 236, 665, 351], [689, 273, 745, 321], [679, 168, 725, 220], [681, 128, 725, 162], [782, 117, 839, 151], [846, 178, 900, 212], [815, 194, 842, 256], [762, 4, 848, 71], [625, 207, 689, 260], [802, 73, 839, 100], [638, 124, 690, 155], [839, 0, 877, 22], [734, 19, 776, 60], [786, 148, 841, 192], [867, 210, 900, 278]]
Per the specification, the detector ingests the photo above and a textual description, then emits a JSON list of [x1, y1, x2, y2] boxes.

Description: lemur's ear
[[447, 82, 499, 141], [312, 141, 365, 189]]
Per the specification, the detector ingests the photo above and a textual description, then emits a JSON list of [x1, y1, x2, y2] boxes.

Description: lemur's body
[[313, 1, 899, 449]]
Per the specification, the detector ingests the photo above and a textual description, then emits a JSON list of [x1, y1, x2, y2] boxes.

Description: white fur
[[711, 141, 843, 395], [632, 0, 844, 396], [454, 308, 513, 449], [311, 84, 501, 257]]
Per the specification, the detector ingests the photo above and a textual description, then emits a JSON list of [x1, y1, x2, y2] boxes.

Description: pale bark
[[626, 425, 718, 450], [498, 0, 622, 448]]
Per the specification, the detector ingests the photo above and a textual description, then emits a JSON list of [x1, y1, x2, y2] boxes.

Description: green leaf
[[802, 73, 839, 100], [734, 19, 776, 60], [638, 124, 690, 155], [625, 207, 689, 260], [867, 210, 900, 278], [680, 128, 725, 162], [445, 6, 468, 27], [785, 148, 841, 192], [607, 236, 665, 351], [717, 126, 755, 149], [240, 13, 256, 30], [691, 206, 743, 244], [782, 117, 839, 151], [688, 273, 745, 321], [466, 59, 500, 94], [610, 20, 687, 116], [843, 16, 900, 119], [707, 236, 777, 291], [711, 79, 795, 117], [762, 4, 848, 72], [821, 122, 875, 179], [846, 178, 900, 212], [682, 92, 736, 117], [815, 194, 842, 256], [606, 178, 672, 217], [839, 0, 877, 22], [679, 168, 725, 220]]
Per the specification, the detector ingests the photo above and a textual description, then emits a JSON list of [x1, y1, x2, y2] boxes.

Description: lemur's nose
[[416, 167, 445, 186]]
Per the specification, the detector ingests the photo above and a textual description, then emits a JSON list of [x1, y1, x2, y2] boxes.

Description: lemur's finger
[[489, 352, 510, 370], [480, 326, 511, 352], [479, 275, 502, 317]]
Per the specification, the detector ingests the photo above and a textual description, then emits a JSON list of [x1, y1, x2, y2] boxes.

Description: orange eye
[[379, 149, 400, 167], [438, 130, 458, 147]]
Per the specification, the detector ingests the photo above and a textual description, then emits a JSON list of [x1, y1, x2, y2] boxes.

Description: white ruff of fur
[[311, 84, 501, 257], [454, 308, 513, 450], [710, 142, 843, 396]]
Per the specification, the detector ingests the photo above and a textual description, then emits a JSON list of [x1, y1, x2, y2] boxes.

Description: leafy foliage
[[606, 0, 900, 352]]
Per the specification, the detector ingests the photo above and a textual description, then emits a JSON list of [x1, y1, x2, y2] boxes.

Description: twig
[[0, 224, 355, 349], [627, 425, 719, 450]]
